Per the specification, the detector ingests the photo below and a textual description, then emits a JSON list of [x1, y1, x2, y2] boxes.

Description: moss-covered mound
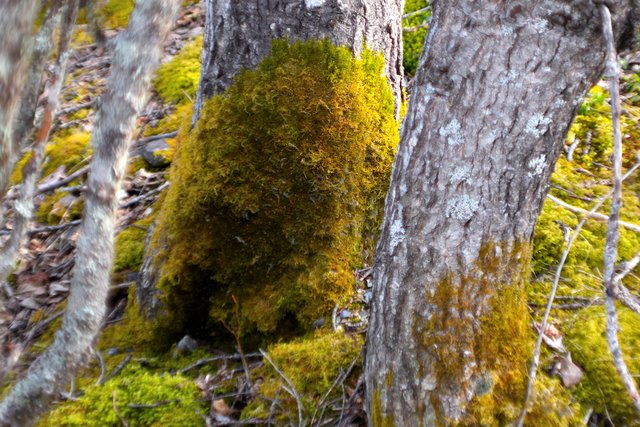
[[241, 331, 363, 422], [151, 39, 398, 343], [41, 368, 205, 426], [153, 37, 202, 105]]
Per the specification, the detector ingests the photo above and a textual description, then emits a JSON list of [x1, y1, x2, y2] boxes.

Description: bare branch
[[260, 349, 304, 427], [600, 3, 640, 415], [546, 194, 640, 233]]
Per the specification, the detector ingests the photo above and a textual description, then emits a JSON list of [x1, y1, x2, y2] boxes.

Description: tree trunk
[[0, 0, 37, 209], [0, 0, 179, 424], [138, 0, 404, 319], [193, 0, 404, 121], [365, 1, 639, 425]]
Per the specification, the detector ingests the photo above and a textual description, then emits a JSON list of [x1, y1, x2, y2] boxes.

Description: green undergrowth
[[565, 306, 640, 425], [403, 0, 430, 76], [530, 84, 640, 423], [150, 39, 398, 345], [40, 366, 205, 427], [241, 331, 363, 422], [153, 37, 202, 105], [113, 217, 155, 276]]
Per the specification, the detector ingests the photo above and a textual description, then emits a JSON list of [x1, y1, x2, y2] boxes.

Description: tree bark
[[193, 0, 404, 122], [0, 0, 179, 424], [138, 0, 404, 319], [0, 0, 38, 209], [365, 1, 639, 425]]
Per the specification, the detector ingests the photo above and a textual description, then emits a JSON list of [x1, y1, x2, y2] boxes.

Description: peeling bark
[[0, 0, 38, 208], [0, 0, 179, 424], [365, 1, 639, 424]]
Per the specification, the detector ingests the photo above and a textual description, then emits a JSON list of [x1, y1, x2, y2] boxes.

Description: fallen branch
[[112, 391, 130, 427], [100, 354, 132, 385], [36, 165, 90, 194], [178, 353, 262, 374], [546, 194, 640, 233]]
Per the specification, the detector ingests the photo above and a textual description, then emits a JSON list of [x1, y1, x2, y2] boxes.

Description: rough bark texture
[[138, 0, 404, 319], [0, 0, 79, 289], [0, 0, 38, 208], [193, 0, 404, 122], [0, 0, 179, 424], [365, 1, 639, 425], [11, 0, 63, 162]]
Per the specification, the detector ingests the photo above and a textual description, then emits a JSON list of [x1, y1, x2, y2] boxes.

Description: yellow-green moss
[[153, 37, 202, 105], [241, 331, 362, 421], [113, 218, 154, 274], [98, 0, 134, 29], [152, 39, 398, 344], [565, 306, 640, 425], [44, 131, 92, 177], [40, 367, 205, 426], [403, 0, 430, 76], [36, 192, 84, 225]]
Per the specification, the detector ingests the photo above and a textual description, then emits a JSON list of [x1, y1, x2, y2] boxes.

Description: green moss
[[403, 0, 430, 76], [151, 39, 398, 344], [241, 331, 362, 421], [98, 0, 134, 29], [113, 218, 154, 274], [565, 306, 640, 425], [43, 130, 92, 178], [41, 367, 205, 426], [153, 37, 202, 105], [36, 192, 84, 225]]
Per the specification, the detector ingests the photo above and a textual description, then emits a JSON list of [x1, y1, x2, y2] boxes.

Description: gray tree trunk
[[365, 1, 639, 425], [138, 0, 404, 318], [193, 0, 404, 122], [0, 0, 179, 424], [0, 0, 38, 211]]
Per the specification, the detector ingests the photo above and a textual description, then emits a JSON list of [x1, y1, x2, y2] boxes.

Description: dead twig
[[100, 354, 132, 385], [112, 391, 130, 427], [260, 349, 304, 427], [178, 353, 261, 374]]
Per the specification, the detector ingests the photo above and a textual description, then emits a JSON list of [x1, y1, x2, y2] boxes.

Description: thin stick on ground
[[259, 349, 304, 427], [599, 4, 640, 414]]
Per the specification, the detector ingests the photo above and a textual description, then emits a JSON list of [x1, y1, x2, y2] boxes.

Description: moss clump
[[565, 306, 640, 425], [403, 0, 430, 76], [43, 131, 92, 178], [41, 368, 204, 426], [152, 39, 398, 343], [153, 37, 202, 105], [241, 331, 362, 421], [113, 218, 154, 274], [98, 0, 134, 29], [36, 192, 84, 225]]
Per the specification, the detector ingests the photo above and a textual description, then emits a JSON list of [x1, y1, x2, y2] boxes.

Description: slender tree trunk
[[0, 0, 38, 210], [0, 0, 79, 289], [11, 0, 64, 163], [138, 0, 404, 318], [365, 1, 639, 425], [193, 0, 404, 122], [0, 0, 179, 424]]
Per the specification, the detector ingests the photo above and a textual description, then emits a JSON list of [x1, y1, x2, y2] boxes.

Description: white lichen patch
[[450, 165, 471, 184], [531, 18, 547, 32], [446, 195, 479, 222], [525, 114, 551, 138], [439, 118, 463, 146], [388, 210, 406, 251], [305, 0, 326, 8], [498, 69, 518, 85], [527, 154, 547, 177]]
